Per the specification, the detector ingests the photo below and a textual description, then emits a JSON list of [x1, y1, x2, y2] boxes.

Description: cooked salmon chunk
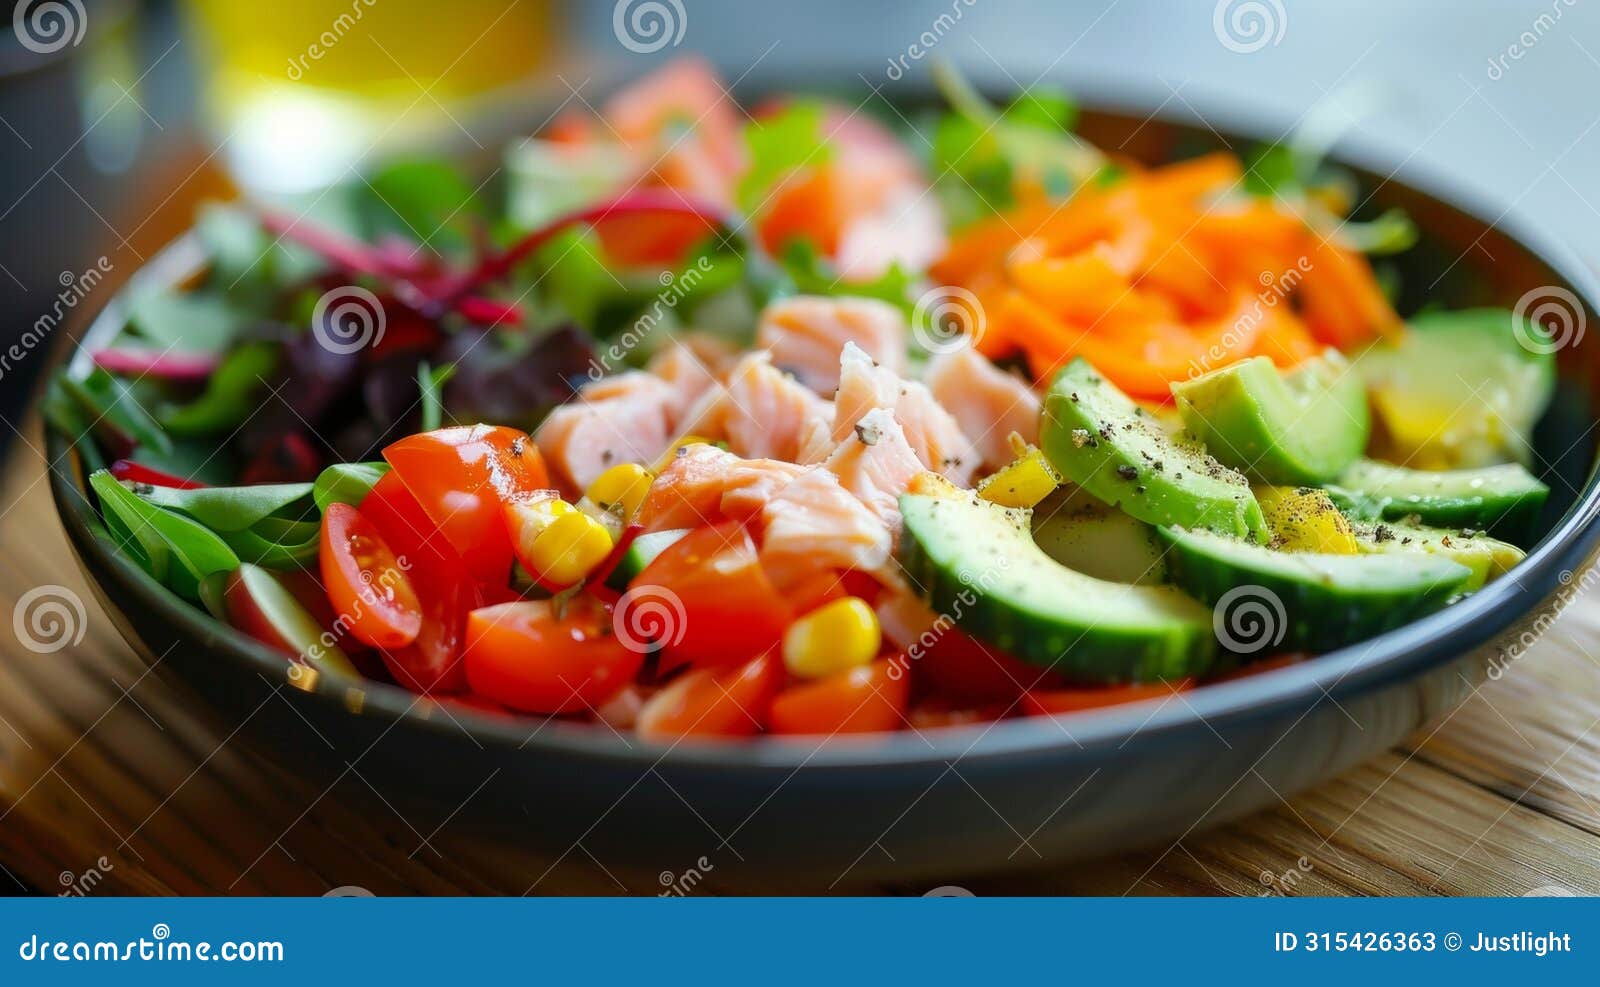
[[833, 342, 979, 485], [925, 346, 1041, 469], [759, 466, 893, 586], [637, 442, 806, 531], [823, 406, 926, 530], [535, 371, 677, 492], [756, 295, 907, 393]]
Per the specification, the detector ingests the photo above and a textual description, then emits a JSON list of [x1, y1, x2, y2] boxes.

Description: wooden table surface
[[2, 419, 1599, 896]]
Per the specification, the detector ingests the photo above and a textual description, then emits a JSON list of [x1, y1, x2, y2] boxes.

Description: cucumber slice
[[1350, 519, 1524, 591], [1042, 359, 1267, 541], [1326, 458, 1548, 545], [604, 528, 691, 592], [1155, 525, 1474, 652], [898, 492, 1216, 682], [1031, 489, 1167, 585], [1354, 308, 1555, 469], [1171, 353, 1368, 485]]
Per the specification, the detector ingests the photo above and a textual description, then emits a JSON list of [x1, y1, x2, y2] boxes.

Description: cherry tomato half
[[318, 502, 422, 650], [382, 425, 550, 584], [360, 471, 475, 692], [636, 654, 783, 741], [769, 660, 910, 736], [631, 522, 791, 670], [464, 600, 643, 715]]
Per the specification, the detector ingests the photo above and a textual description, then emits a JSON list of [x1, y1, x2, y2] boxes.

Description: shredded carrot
[[937, 153, 1403, 396]]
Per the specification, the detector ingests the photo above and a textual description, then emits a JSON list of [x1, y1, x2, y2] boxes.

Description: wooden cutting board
[[2, 419, 1599, 896]]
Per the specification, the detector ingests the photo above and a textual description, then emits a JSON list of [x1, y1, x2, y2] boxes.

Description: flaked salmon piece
[[759, 467, 893, 587], [837, 185, 947, 283], [638, 442, 806, 531], [795, 416, 836, 465], [925, 346, 1042, 469], [535, 371, 676, 492], [680, 353, 834, 463], [646, 339, 723, 423], [756, 295, 907, 393], [824, 407, 925, 530], [833, 342, 979, 485]]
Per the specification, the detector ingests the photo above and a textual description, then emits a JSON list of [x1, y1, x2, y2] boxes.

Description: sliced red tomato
[[382, 425, 550, 583], [636, 654, 783, 741], [906, 702, 1010, 731], [1021, 679, 1193, 717], [769, 660, 910, 736], [318, 502, 422, 650], [631, 521, 791, 670], [464, 600, 643, 715], [916, 627, 1063, 705]]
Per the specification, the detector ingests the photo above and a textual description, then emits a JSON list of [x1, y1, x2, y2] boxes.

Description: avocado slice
[[898, 492, 1216, 683], [1349, 519, 1523, 592], [1042, 359, 1267, 542], [1325, 458, 1548, 545], [1031, 488, 1167, 585], [1155, 525, 1474, 652], [1353, 308, 1555, 469], [1171, 353, 1368, 485]]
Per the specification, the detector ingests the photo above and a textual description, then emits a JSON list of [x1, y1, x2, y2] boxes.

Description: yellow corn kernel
[[1257, 486, 1359, 554], [528, 509, 615, 586], [782, 597, 881, 679], [585, 462, 654, 520], [653, 434, 715, 472], [977, 444, 1062, 508]]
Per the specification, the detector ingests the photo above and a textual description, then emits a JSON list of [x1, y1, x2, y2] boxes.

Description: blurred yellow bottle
[[184, 0, 557, 193]]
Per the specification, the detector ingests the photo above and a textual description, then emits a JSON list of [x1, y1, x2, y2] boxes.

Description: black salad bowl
[[44, 78, 1600, 887]]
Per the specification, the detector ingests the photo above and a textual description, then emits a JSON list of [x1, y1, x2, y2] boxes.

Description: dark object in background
[[0, 0, 186, 454]]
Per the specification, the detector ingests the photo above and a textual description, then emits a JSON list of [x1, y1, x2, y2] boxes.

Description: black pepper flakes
[[1116, 465, 1138, 481]]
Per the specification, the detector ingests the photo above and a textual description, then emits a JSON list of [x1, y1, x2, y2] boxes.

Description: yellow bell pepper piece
[[782, 597, 881, 679], [1257, 486, 1359, 554], [977, 442, 1062, 509]]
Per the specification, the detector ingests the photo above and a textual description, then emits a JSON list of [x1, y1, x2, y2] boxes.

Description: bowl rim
[[44, 84, 1600, 774]]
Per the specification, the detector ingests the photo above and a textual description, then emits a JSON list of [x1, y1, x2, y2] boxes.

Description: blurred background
[[3, 0, 1598, 445]]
